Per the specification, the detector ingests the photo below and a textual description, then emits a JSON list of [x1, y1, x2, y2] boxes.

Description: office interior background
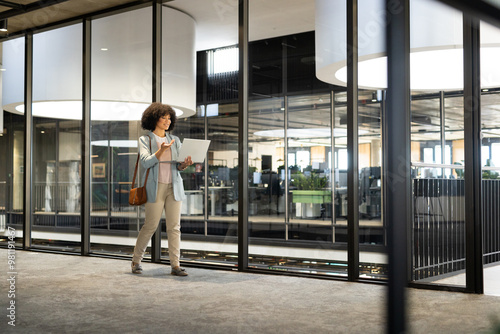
[[0, 0, 499, 300]]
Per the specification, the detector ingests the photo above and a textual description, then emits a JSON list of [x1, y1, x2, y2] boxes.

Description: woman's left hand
[[179, 156, 193, 170]]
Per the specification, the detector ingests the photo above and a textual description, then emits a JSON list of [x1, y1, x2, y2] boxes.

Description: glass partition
[[31, 24, 82, 251], [171, 110, 206, 234], [411, 94, 467, 286], [0, 37, 25, 247], [357, 89, 385, 278], [245, 0, 350, 275], [481, 21, 500, 296], [201, 102, 239, 264], [90, 7, 151, 256], [248, 96, 285, 239], [288, 94, 332, 241], [410, 1, 466, 287]]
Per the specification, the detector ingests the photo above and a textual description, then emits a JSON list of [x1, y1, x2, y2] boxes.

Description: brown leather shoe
[[171, 267, 188, 276]]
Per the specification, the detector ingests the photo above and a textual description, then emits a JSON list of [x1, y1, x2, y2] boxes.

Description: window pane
[[32, 24, 82, 251], [163, 0, 239, 267], [411, 1, 465, 287], [481, 20, 500, 296], [248, 97, 285, 239], [90, 8, 151, 256], [0, 37, 25, 246], [357, 89, 384, 277]]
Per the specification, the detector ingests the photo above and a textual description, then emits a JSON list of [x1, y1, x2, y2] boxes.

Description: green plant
[[291, 173, 328, 190], [288, 165, 300, 174], [483, 159, 499, 179]]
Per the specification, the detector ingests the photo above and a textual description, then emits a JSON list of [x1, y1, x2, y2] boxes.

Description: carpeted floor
[[0, 249, 499, 333]]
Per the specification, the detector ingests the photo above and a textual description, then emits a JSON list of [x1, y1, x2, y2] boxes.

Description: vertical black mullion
[[424, 180, 429, 277], [490, 182, 500, 262], [495, 182, 498, 262], [496, 181, 499, 262], [23, 33, 33, 249], [463, 14, 483, 294], [81, 18, 91, 255], [346, 0, 359, 282], [106, 135, 112, 223], [237, 0, 249, 271], [54, 121, 60, 227], [204, 103, 208, 236], [440, 91, 445, 275], [331, 91, 336, 241], [386, 0, 411, 332], [151, 0, 162, 263], [284, 96, 289, 238]]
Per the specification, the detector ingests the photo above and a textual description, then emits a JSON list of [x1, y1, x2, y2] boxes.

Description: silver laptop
[[162, 138, 210, 164]]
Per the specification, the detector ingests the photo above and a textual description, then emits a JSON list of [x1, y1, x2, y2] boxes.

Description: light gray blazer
[[139, 131, 186, 203]]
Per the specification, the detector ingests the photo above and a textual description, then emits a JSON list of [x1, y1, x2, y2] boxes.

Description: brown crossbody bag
[[129, 136, 152, 206]]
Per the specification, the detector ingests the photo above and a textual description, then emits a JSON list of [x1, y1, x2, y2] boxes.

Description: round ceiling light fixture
[[315, 0, 500, 91]]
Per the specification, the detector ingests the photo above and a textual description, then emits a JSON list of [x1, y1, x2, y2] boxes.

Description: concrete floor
[[434, 263, 500, 297], [1, 249, 499, 334]]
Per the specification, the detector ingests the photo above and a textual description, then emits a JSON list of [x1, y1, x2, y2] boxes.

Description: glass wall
[[245, 0, 352, 276], [160, 1, 239, 267], [248, 96, 285, 238], [202, 101, 239, 263], [1, 0, 497, 290], [0, 37, 25, 247], [31, 25, 83, 251], [481, 21, 500, 296], [357, 89, 385, 278], [410, 1, 466, 287], [89, 7, 151, 256]]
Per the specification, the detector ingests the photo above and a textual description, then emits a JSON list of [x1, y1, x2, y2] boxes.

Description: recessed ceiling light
[[100, 48, 108, 51]]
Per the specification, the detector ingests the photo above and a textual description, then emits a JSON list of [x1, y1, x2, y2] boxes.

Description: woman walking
[[131, 103, 193, 276]]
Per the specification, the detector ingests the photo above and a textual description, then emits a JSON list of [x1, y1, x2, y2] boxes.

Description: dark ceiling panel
[[0, 0, 145, 38]]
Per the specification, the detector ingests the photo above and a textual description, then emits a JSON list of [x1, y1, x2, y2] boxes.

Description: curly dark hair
[[141, 102, 177, 132]]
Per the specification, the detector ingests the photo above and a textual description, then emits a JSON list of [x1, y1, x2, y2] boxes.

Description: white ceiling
[[167, 0, 316, 51]]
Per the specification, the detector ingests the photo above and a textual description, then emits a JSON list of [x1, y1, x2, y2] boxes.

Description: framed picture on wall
[[92, 163, 106, 178]]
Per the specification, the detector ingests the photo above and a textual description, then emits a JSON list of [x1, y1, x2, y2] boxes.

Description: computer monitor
[[336, 169, 348, 187]]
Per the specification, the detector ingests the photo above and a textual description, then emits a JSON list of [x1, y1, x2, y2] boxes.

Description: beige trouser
[[132, 183, 182, 268]]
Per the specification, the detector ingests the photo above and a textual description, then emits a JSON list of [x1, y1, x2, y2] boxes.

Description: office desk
[[200, 186, 233, 216], [183, 190, 203, 215]]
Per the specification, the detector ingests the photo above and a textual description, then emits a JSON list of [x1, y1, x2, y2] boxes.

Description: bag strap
[[131, 136, 152, 188]]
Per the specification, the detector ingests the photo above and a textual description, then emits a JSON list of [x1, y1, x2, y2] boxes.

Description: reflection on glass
[[31, 24, 82, 251], [288, 94, 332, 239], [356, 90, 384, 278], [409, 1, 468, 286], [481, 22, 500, 295], [0, 38, 25, 247], [248, 97, 285, 239], [90, 7, 151, 257], [411, 92, 466, 286]]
